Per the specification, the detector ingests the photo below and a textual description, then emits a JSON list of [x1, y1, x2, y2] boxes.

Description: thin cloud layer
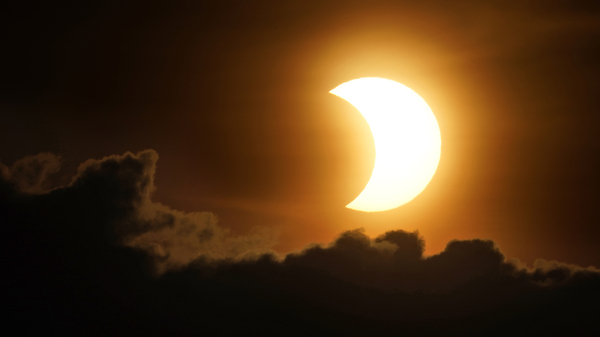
[[1, 150, 599, 336]]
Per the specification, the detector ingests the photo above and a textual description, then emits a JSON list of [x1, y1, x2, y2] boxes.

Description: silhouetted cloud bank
[[1, 151, 598, 336]]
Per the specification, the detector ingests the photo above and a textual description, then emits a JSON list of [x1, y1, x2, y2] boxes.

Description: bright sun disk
[[330, 77, 441, 212]]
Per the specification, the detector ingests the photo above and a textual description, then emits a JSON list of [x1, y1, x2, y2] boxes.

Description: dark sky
[[2, 1, 600, 335]]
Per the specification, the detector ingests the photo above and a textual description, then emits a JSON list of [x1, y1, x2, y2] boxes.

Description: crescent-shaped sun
[[330, 77, 441, 212]]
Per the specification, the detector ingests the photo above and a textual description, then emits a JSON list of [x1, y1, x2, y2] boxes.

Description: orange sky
[[2, 0, 600, 267]]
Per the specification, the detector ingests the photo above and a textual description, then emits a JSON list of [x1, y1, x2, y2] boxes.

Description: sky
[[2, 0, 600, 335]]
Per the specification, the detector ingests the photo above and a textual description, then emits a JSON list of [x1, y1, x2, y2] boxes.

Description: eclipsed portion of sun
[[330, 77, 441, 212]]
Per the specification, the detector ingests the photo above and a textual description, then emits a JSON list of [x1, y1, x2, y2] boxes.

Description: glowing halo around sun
[[330, 77, 441, 212]]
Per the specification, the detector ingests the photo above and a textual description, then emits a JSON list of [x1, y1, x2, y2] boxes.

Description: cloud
[[1, 150, 276, 275], [0, 152, 61, 194], [125, 203, 275, 274], [1, 150, 599, 336], [247, 227, 598, 293]]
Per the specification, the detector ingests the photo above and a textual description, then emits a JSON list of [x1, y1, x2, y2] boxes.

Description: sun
[[330, 77, 441, 212]]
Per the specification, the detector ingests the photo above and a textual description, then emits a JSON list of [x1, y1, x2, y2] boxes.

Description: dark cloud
[[0, 152, 61, 194], [1, 151, 598, 336], [2, 150, 276, 274]]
